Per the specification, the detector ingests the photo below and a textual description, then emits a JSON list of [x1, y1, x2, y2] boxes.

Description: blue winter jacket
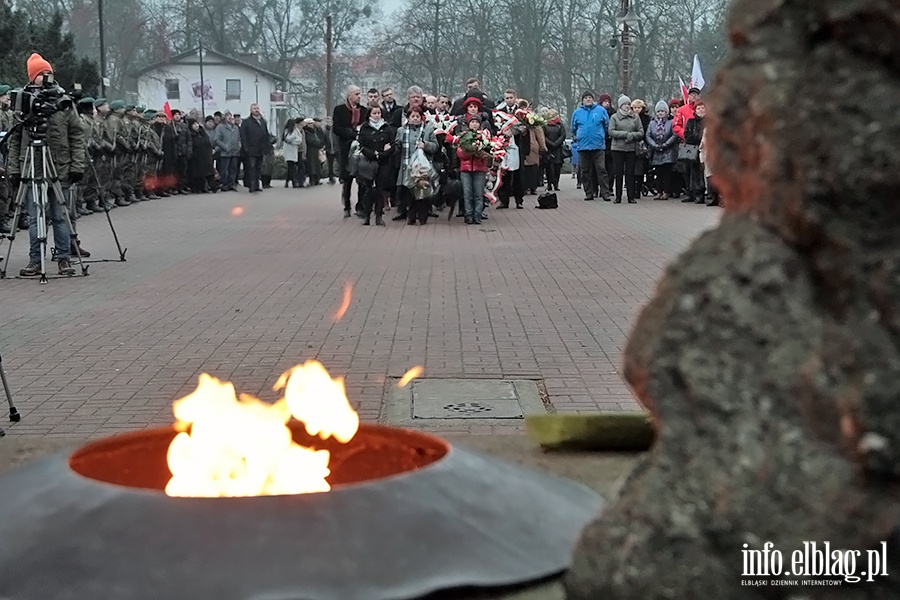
[[570, 103, 609, 151]]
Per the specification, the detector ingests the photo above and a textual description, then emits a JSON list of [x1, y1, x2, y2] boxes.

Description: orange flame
[[165, 361, 359, 497], [398, 366, 424, 387], [333, 282, 353, 322]]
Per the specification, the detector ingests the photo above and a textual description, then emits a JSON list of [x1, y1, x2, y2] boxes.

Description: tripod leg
[[45, 147, 88, 277], [0, 354, 20, 422], [88, 156, 127, 261]]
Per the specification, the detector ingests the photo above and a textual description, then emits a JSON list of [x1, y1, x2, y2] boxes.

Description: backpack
[[536, 192, 558, 209]]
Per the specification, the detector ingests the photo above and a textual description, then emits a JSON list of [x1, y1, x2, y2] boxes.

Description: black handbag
[[677, 144, 700, 161], [356, 155, 378, 181]]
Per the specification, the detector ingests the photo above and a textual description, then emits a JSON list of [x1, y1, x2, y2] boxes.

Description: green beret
[[135, 105, 145, 112], [93, 97, 107, 107], [78, 96, 96, 105], [109, 100, 126, 110], [0, 85, 10, 96]]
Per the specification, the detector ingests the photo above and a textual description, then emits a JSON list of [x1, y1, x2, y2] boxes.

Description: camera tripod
[[52, 154, 127, 264], [0, 138, 88, 283], [0, 353, 21, 438]]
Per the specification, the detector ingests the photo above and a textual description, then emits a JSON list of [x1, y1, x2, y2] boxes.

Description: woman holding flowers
[[519, 101, 547, 194], [456, 114, 492, 225]]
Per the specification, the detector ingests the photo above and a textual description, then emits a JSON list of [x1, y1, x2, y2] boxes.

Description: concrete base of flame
[[0, 426, 617, 600]]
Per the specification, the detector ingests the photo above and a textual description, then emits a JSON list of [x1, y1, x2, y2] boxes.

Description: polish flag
[[691, 55, 706, 90], [163, 101, 173, 121], [679, 76, 689, 104]]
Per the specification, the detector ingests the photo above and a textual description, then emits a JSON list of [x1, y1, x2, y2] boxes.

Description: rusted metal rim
[[0, 424, 603, 600]]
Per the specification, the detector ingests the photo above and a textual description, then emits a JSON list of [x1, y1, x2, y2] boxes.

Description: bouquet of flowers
[[458, 129, 492, 158], [405, 148, 439, 200], [516, 109, 546, 128], [491, 110, 518, 135], [426, 113, 456, 135]]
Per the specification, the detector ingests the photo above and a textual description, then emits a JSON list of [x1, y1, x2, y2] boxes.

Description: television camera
[[7, 74, 71, 140]]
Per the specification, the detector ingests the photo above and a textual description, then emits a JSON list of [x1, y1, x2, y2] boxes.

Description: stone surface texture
[[565, 0, 900, 598]]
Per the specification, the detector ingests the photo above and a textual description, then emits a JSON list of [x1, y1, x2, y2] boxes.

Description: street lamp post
[[325, 14, 334, 117], [255, 73, 260, 104], [616, 0, 640, 96], [98, 0, 107, 97], [198, 39, 206, 118]]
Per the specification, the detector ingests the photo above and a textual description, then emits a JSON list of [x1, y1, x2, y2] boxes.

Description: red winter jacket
[[673, 103, 696, 140], [456, 147, 490, 172]]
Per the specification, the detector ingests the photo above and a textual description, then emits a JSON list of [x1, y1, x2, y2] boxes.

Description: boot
[[19, 261, 40, 277], [86, 199, 101, 213], [0, 215, 11, 234], [363, 214, 371, 226], [343, 208, 351, 218], [375, 215, 385, 226], [17, 214, 28, 230], [115, 195, 130, 207], [71, 239, 91, 258], [57, 258, 75, 276]]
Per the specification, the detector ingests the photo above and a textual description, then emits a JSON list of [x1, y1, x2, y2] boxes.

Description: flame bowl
[[0, 424, 603, 600]]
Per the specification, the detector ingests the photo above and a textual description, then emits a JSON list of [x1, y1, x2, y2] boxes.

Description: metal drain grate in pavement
[[443, 402, 494, 416], [383, 378, 547, 425]]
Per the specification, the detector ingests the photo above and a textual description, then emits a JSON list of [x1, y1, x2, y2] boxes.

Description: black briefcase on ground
[[536, 192, 558, 209]]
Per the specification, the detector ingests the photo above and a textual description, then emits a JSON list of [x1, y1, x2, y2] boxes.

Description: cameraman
[[7, 53, 85, 277]]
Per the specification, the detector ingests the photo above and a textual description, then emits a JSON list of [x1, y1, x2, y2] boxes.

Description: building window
[[226, 79, 241, 101], [165, 79, 180, 100]]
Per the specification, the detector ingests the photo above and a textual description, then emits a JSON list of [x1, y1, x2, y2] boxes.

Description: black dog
[[439, 174, 463, 221]]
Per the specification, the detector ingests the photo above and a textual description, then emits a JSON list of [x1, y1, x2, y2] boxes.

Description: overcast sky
[[381, 0, 403, 15]]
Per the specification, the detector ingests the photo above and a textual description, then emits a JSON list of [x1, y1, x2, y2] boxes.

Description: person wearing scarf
[[542, 109, 566, 191], [645, 100, 679, 200], [356, 105, 396, 226], [332, 85, 369, 218]]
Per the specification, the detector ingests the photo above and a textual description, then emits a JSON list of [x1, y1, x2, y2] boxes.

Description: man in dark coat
[[450, 78, 496, 116], [332, 85, 368, 217], [239, 103, 271, 193]]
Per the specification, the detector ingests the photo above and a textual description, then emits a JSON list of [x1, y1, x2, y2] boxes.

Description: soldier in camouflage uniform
[[142, 109, 164, 197], [122, 105, 145, 202], [75, 97, 102, 214], [107, 100, 133, 206], [1, 84, 14, 234], [92, 99, 117, 210]]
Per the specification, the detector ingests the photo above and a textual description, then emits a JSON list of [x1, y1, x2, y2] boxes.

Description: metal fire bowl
[[0, 424, 603, 600]]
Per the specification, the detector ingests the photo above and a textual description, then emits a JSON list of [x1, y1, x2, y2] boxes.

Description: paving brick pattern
[[0, 178, 719, 438]]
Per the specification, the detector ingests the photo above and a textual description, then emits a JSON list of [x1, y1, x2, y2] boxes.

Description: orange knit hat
[[26, 53, 53, 83]]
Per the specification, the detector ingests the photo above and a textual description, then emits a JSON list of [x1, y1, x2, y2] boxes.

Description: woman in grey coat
[[608, 95, 645, 203], [645, 100, 679, 200]]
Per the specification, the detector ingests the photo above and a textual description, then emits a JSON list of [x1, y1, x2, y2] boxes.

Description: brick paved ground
[[0, 177, 719, 438]]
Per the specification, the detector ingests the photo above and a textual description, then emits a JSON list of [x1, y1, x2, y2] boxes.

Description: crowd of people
[[0, 52, 718, 275], [328, 78, 719, 228]]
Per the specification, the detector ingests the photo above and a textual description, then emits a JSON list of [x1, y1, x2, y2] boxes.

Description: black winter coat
[[543, 122, 566, 164], [357, 121, 396, 190], [240, 116, 271, 157], [188, 129, 215, 177], [332, 102, 368, 154], [152, 122, 178, 175], [684, 116, 705, 146]]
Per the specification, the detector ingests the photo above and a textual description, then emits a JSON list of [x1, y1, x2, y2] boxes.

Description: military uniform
[[107, 100, 133, 206], [142, 109, 164, 196], [0, 83, 14, 234], [91, 99, 117, 210], [75, 97, 101, 214]]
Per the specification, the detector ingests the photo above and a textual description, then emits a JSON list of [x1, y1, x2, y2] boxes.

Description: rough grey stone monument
[[565, 0, 900, 597]]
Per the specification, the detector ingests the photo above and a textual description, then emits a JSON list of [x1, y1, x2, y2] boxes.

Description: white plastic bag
[[405, 148, 439, 199]]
